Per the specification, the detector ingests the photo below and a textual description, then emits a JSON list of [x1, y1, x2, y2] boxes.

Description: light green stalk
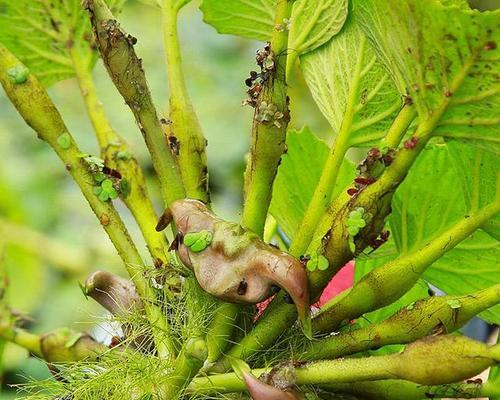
[[191, 336, 500, 393], [207, 0, 295, 368], [323, 380, 498, 400], [381, 103, 417, 148], [303, 284, 500, 360], [314, 200, 500, 333], [0, 325, 42, 357], [242, 0, 294, 237], [86, 0, 186, 206], [161, 0, 209, 203], [0, 44, 173, 360], [70, 47, 171, 266]]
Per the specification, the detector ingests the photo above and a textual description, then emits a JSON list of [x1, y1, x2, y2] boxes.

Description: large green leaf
[[200, 0, 348, 59], [288, 0, 348, 60], [200, 0, 277, 41], [354, 0, 500, 151], [270, 126, 355, 238], [0, 0, 124, 87], [390, 145, 500, 323], [301, 15, 402, 147], [447, 140, 500, 239]]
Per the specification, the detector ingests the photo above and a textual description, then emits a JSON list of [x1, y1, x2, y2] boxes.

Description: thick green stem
[[192, 336, 499, 393], [69, 47, 170, 266], [0, 44, 174, 360], [323, 380, 494, 400], [314, 200, 500, 333], [207, 0, 295, 370], [381, 103, 417, 149], [86, 0, 186, 206], [289, 37, 367, 257], [242, 0, 294, 237], [303, 284, 500, 360], [0, 325, 42, 357], [161, 0, 209, 203]]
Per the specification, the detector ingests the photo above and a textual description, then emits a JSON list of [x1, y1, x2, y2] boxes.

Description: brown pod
[[243, 372, 301, 400], [84, 270, 141, 316], [157, 199, 311, 337]]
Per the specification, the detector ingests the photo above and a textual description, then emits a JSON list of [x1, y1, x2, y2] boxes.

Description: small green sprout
[[447, 299, 462, 309], [64, 332, 83, 348], [183, 230, 213, 252], [306, 252, 329, 272], [93, 171, 106, 183], [56, 133, 71, 150], [406, 301, 416, 311], [7, 64, 29, 84], [93, 178, 119, 202], [347, 207, 369, 253], [116, 150, 132, 160], [83, 155, 105, 171]]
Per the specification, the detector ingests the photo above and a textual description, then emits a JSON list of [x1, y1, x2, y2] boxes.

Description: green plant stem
[[0, 44, 174, 360], [191, 336, 499, 393], [242, 0, 294, 237], [161, 0, 209, 203], [302, 284, 500, 360], [0, 218, 88, 275], [207, 0, 295, 370], [87, 0, 186, 206], [288, 36, 367, 257], [0, 325, 42, 357], [69, 47, 171, 266], [314, 200, 500, 333], [381, 103, 417, 148], [323, 380, 494, 400]]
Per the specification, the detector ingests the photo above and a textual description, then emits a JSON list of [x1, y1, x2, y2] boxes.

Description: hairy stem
[[161, 0, 209, 203], [69, 47, 170, 266], [86, 0, 186, 206], [0, 44, 173, 360], [242, 0, 294, 237], [302, 284, 500, 360], [314, 200, 500, 333]]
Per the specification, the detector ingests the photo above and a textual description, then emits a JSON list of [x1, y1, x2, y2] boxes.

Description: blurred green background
[[0, 1, 328, 397], [0, 0, 497, 398]]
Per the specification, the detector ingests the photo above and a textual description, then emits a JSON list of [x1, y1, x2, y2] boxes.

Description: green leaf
[[184, 230, 213, 252], [389, 145, 500, 323], [270, 126, 355, 238], [200, 0, 348, 61], [306, 252, 329, 272], [447, 140, 500, 239], [287, 0, 348, 73], [200, 0, 277, 41], [301, 14, 402, 148], [354, 0, 500, 152], [0, 0, 124, 87]]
